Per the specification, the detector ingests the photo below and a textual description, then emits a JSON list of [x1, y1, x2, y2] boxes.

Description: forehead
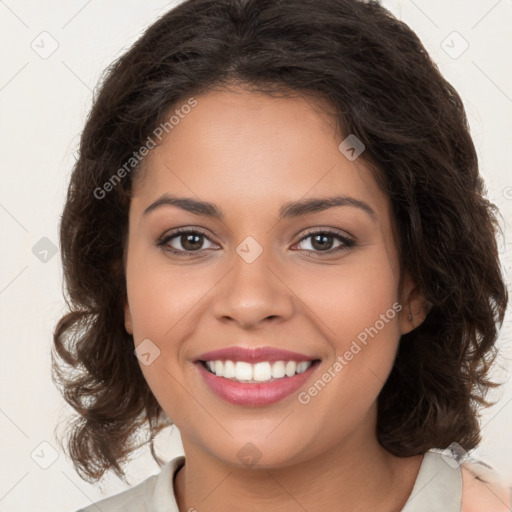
[[131, 87, 390, 221]]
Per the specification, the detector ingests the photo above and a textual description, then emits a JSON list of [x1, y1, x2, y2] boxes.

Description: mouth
[[198, 358, 321, 383], [194, 358, 322, 407]]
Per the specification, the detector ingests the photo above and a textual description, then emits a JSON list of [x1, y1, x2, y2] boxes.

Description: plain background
[[0, 1, 511, 510]]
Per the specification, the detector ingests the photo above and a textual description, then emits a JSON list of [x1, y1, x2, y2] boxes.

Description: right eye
[[156, 228, 218, 256]]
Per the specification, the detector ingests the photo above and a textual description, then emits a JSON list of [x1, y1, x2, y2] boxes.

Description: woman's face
[[124, 87, 424, 468]]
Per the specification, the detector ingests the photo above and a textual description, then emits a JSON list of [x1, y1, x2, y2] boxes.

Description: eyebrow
[[143, 193, 375, 219]]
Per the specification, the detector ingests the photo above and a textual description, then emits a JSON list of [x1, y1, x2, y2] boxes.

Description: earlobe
[[124, 302, 133, 335], [399, 272, 430, 335]]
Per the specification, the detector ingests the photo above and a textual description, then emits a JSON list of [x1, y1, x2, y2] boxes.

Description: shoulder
[[461, 460, 510, 512], [73, 456, 184, 512], [76, 471, 159, 512]]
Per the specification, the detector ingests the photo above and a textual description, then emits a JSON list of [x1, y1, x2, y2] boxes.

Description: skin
[[461, 464, 510, 511], [123, 86, 440, 511]]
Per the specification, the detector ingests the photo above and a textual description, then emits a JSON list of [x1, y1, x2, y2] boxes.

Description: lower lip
[[195, 360, 320, 406]]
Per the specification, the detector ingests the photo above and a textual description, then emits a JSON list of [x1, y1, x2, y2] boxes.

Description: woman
[[53, 0, 510, 510]]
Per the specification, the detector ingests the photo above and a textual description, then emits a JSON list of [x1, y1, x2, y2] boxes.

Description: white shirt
[[76, 450, 463, 511]]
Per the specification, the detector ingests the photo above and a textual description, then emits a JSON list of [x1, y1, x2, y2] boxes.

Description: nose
[[212, 249, 295, 329]]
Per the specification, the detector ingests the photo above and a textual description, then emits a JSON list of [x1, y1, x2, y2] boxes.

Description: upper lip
[[196, 346, 319, 363]]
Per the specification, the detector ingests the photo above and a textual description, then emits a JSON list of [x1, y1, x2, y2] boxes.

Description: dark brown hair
[[52, 0, 509, 483]]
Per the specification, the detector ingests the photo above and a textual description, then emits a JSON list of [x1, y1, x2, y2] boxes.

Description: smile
[[195, 359, 321, 406], [202, 359, 315, 382]]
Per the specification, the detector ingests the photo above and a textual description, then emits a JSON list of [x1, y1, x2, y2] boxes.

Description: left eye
[[294, 231, 354, 254]]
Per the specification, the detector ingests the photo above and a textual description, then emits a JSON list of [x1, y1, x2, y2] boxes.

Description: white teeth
[[235, 361, 253, 381], [285, 361, 296, 377], [223, 360, 236, 379], [271, 361, 286, 379], [297, 361, 310, 374], [253, 362, 272, 382], [203, 359, 314, 382]]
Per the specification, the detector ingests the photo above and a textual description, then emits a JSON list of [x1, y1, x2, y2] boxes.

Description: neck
[[173, 430, 422, 512]]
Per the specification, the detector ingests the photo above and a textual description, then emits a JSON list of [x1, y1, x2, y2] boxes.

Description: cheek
[[300, 256, 402, 388], [125, 255, 207, 417], [125, 253, 210, 341], [301, 257, 400, 339]]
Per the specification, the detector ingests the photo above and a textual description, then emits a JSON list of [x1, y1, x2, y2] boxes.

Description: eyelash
[[156, 227, 355, 257]]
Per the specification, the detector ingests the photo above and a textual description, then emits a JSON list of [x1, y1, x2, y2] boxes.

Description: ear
[[398, 271, 430, 335], [124, 301, 133, 335]]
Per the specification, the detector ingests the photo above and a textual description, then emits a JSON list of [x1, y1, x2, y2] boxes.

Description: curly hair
[[52, 0, 509, 483]]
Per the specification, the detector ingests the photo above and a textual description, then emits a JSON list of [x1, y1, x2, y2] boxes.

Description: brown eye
[[157, 229, 217, 255], [295, 230, 355, 255], [178, 232, 204, 251]]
